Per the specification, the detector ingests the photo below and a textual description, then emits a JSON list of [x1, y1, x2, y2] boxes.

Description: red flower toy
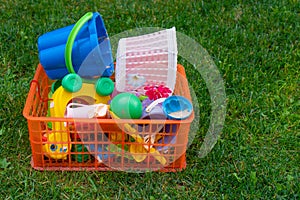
[[144, 85, 172, 100]]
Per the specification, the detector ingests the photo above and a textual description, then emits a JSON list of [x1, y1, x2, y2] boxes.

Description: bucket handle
[[65, 12, 94, 74]]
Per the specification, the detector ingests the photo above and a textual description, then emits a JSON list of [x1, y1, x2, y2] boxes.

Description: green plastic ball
[[110, 93, 143, 119]]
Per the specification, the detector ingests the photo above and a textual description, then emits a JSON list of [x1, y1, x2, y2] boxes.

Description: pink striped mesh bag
[[116, 27, 177, 93]]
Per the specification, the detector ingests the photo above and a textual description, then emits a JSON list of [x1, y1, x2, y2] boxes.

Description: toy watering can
[[38, 12, 114, 80]]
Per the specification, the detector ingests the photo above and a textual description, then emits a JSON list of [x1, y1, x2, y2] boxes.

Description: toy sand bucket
[[38, 12, 114, 80]]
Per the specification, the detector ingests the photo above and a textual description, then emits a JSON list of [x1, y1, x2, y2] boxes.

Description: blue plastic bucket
[[38, 12, 114, 80]]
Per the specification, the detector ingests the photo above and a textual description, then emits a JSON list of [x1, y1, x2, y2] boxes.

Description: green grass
[[0, 0, 299, 199]]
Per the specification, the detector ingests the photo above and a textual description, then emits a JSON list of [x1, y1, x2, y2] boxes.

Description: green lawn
[[0, 0, 299, 199]]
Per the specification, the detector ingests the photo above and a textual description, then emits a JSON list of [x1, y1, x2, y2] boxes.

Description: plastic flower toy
[[144, 85, 172, 100], [127, 74, 146, 88]]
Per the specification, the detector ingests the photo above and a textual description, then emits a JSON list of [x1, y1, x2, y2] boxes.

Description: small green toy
[[71, 144, 90, 163]]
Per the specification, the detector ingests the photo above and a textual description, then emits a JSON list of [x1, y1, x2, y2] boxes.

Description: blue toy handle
[[65, 12, 93, 74]]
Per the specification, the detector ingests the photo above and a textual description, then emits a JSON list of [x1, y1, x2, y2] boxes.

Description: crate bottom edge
[[31, 157, 186, 172]]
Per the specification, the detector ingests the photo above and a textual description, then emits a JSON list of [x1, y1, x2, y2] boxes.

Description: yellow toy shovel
[[109, 111, 166, 165]]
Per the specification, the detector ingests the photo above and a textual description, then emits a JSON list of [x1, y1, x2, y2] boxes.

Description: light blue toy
[[162, 95, 193, 120], [85, 144, 112, 163]]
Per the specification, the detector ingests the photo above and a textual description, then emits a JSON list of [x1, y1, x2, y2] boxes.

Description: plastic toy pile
[[37, 12, 193, 165]]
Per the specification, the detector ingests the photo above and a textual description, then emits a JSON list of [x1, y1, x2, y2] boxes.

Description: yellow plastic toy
[[50, 83, 110, 118], [109, 111, 166, 165], [42, 132, 70, 160], [43, 83, 111, 160]]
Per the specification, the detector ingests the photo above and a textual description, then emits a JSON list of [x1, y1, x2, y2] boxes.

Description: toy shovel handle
[[65, 12, 93, 74]]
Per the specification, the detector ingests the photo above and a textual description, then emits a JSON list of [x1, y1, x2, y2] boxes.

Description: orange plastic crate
[[23, 64, 194, 172]]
